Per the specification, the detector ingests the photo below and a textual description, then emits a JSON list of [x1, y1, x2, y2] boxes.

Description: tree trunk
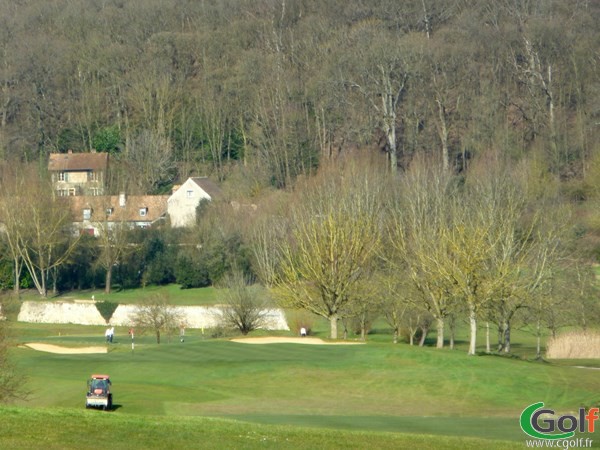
[[449, 315, 455, 350], [468, 307, 477, 355], [40, 270, 47, 298], [13, 259, 21, 296], [503, 320, 511, 353], [436, 99, 450, 171], [156, 330, 161, 344], [329, 314, 338, 339], [486, 321, 490, 353], [389, 144, 398, 174], [393, 327, 398, 344], [418, 325, 429, 347], [105, 266, 113, 294], [436, 316, 444, 349], [360, 312, 367, 341]]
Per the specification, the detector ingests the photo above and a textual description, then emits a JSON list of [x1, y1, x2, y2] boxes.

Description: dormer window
[[106, 207, 114, 216], [139, 207, 148, 217], [83, 208, 92, 220]]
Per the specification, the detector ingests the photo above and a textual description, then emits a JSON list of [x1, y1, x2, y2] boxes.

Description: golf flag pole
[[129, 328, 134, 354]]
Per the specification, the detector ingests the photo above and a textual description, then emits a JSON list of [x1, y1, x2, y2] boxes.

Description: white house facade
[[167, 177, 221, 227]]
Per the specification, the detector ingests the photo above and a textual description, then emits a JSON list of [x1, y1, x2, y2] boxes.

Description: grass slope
[[16, 285, 218, 306]]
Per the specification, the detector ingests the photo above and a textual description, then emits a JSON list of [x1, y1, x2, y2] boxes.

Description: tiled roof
[[190, 177, 222, 199], [68, 195, 168, 223], [48, 151, 109, 171]]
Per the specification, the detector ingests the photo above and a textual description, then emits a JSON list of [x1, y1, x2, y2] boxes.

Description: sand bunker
[[230, 336, 363, 345], [24, 343, 108, 354]]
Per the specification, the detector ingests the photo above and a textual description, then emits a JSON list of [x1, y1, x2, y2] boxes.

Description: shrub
[[0, 293, 21, 321], [216, 271, 270, 335], [175, 254, 210, 289], [95, 301, 118, 324], [286, 310, 316, 336], [546, 331, 600, 359]]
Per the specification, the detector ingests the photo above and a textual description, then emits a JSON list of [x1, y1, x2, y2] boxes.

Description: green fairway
[[6, 323, 600, 448], [0, 406, 523, 450]]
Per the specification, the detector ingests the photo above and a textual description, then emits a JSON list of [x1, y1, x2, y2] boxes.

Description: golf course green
[[0, 285, 597, 449], [2, 315, 599, 449]]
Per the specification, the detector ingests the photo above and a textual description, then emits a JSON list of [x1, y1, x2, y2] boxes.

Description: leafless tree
[[217, 270, 271, 335], [0, 165, 79, 297], [261, 162, 385, 339], [131, 294, 183, 344]]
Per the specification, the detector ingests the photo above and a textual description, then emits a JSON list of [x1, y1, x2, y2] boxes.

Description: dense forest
[[1, 0, 600, 349], [0, 0, 598, 190]]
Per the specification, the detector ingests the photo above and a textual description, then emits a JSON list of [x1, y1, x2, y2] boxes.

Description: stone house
[[48, 150, 108, 196], [167, 177, 222, 227], [68, 193, 168, 236]]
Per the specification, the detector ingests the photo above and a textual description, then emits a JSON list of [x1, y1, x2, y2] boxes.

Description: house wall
[[54, 171, 104, 196], [68, 171, 89, 183], [168, 179, 211, 227]]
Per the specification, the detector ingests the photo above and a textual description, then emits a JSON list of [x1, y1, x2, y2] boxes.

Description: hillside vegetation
[[0, 1, 598, 192]]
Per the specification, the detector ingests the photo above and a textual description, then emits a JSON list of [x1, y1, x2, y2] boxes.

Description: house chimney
[[119, 192, 126, 207]]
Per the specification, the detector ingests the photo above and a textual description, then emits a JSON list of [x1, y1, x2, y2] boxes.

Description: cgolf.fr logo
[[520, 402, 598, 440]]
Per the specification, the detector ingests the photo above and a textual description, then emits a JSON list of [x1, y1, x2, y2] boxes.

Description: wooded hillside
[[0, 0, 598, 194]]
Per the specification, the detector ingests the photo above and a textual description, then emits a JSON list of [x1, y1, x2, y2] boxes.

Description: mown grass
[[0, 406, 522, 450], [5, 284, 600, 449], [7, 322, 600, 448], [13, 285, 218, 306]]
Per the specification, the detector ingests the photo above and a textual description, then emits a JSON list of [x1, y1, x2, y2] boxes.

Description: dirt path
[[230, 336, 364, 345], [23, 343, 108, 354]]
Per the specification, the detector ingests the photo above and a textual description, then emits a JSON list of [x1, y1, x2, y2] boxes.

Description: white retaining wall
[[17, 300, 289, 330]]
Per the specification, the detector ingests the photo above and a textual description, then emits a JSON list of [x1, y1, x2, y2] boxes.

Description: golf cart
[[86, 374, 112, 410]]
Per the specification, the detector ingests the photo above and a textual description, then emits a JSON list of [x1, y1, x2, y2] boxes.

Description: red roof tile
[[68, 195, 168, 223], [48, 152, 109, 171]]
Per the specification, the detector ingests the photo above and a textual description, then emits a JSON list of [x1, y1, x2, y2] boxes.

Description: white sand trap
[[24, 343, 108, 354], [230, 336, 364, 345]]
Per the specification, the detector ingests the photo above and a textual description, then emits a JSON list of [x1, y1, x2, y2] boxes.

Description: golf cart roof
[[91, 374, 110, 380]]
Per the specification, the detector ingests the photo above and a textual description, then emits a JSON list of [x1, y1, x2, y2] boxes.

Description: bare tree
[[131, 294, 182, 344], [125, 129, 175, 193], [262, 163, 384, 339], [90, 198, 138, 293], [0, 164, 26, 295], [386, 160, 457, 349], [0, 165, 79, 297], [342, 27, 412, 173], [217, 271, 271, 335]]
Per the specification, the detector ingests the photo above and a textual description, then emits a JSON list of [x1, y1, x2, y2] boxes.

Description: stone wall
[[17, 300, 289, 330]]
